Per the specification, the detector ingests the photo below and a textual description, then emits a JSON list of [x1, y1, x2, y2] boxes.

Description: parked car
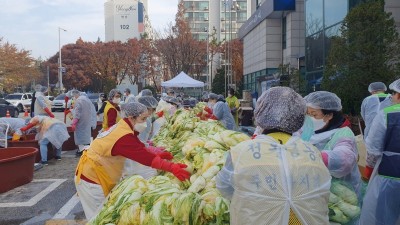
[[4, 93, 32, 112], [51, 94, 69, 112], [0, 98, 20, 117], [46, 96, 55, 101], [87, 93, 100, 111]]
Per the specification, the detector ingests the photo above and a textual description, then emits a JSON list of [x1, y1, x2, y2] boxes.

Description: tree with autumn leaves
[[0, 38, 42, 93]]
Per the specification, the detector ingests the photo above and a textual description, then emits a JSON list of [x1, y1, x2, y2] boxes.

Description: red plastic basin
[[8, 138, 55, 163], [0, 147, 38, 193], [91, 121, 102, 139], [62, 126, 77, 151]]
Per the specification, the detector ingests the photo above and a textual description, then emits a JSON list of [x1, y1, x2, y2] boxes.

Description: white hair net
[[368, 82, 387, 93], [35, 84, 47, 92], [108, 89, 121, 100], [166, 97, 180, 105], [120, 102, 148, 118], [217, 94, 225, 101], [389, 78, 400, 93], [137, 96, 158, 109], [141, 89, 153, 96], [125, 96, 136, 104], [71, 89, 81, 96], [208, 93, 218, 100], [162, 96, 172, 102], [254, 87, 306, 134], [304, 91, 342, 111]]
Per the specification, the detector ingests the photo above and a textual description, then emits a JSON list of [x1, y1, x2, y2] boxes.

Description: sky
[[0, 0, 178, 59]]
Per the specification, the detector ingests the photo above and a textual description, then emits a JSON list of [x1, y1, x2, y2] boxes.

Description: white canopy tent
[[161, 71, 205, 88]]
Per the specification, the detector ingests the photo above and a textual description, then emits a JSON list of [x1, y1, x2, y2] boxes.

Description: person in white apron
[[216, 87, 331, 225], [359, 79, 400, 225]]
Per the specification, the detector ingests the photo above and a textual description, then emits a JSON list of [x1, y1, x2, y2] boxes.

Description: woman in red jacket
[[75, 102, 190, 220]]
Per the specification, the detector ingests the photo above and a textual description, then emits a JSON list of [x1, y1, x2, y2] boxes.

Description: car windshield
[[5, 94, 22, 100], [55, 94, 66, 100]]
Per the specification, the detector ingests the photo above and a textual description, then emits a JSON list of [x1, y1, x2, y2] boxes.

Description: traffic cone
[[6, 110, 10, 118], [24, 109, 29, 118]]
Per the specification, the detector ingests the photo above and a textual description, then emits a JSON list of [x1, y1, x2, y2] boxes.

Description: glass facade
[[305, 0, 353, 91]]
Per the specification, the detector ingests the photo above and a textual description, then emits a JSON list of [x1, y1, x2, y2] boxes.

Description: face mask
[[113, 97, 121, 104], [134, 122, 147, 133], [311, 116, 327, 131]]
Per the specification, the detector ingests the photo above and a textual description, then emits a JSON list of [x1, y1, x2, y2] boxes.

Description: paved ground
[[0, 112, 87, 225]]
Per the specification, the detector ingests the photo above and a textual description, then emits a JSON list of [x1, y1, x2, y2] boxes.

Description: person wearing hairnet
[[140, 89, 153, 97], [226, 88, 240, 126], [1, 118, 29, 146], [182, 99, 192, 109], [96, 93, 107, 121], [166, 97, 180, 115], [74, 102, 190, 220], [167, 88, 175, 97], [150, 97, 174, 139], [208, 93, 236, 130], [133, 89, 153, 102], [123, 96, 159, 179], [189, 97, 198, 108], [360, 82, 389, 139], [102, 89, 122, 130], [216, 87, 331, 225], [123, 88, 135, 103], [33, 84, 54, 118], [201, 91, 209, 102], [300, 91, 362, 202], [68, 90, 97, 157], [359, 78, 400, 225], [13, 116, 69, 165]]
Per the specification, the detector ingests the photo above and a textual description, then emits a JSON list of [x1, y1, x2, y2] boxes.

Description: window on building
[[282, 17, 287, 49], [325, 0, 348, 27], [306, 31, 324, 72], [305, 0, 323, 36]]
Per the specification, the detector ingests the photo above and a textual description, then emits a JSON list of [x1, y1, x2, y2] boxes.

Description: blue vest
[[377, 93, 390, 102], [378, 104, 400, 178]]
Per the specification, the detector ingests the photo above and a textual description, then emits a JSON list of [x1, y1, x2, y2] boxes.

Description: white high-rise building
[[104, 0, 148, 42]]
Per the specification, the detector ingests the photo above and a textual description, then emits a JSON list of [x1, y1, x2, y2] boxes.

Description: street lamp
[[58, 27, 67, 93]]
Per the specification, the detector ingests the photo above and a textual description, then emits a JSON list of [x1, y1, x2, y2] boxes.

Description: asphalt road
[[0, 112, 86, 225]]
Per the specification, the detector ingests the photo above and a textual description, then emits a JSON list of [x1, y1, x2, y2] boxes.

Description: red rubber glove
[[20, 123, 36, 132], [64, 109, 71, 116], [365, 166, 374, 180], [71, 118, 78, 132], [156, 111, 164, 118], [151, 156, 190, 181], [204, 106, 213, 114], [44, 108, 55, 118], [147, 146, 173, 160]]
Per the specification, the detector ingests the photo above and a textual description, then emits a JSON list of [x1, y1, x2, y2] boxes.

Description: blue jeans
[[39, 138, 61, 162]]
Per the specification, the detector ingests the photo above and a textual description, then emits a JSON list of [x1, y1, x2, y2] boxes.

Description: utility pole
[[58, 27, 67, 93]]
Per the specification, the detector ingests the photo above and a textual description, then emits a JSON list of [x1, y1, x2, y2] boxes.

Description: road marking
[[52, 193, 80, 219], [0, 179, 67, 207]]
